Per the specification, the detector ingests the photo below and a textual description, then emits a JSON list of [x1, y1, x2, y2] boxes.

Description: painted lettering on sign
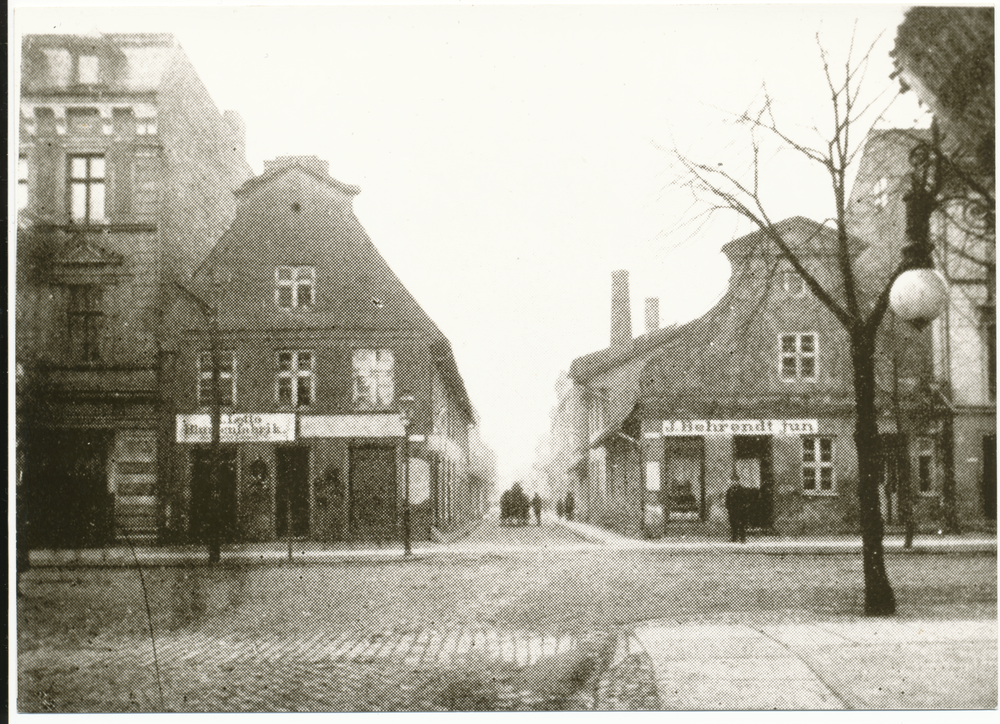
[[176, 413, 296, 443], [660, 419, 818, 436]]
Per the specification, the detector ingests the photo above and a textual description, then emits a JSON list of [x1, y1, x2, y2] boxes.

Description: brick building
[[15, 33, 251, 547], [164, 157, 481, 544]]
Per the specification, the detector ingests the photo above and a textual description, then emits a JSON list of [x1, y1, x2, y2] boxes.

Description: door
[[189, 447, 238, 543], [733, 435, 774, 529], [879, 434, 908, 524], [276, 446, 311, 538], [349, 445, 397, 542], [26, 429, 113, 547], [984, 434, 997, 520]]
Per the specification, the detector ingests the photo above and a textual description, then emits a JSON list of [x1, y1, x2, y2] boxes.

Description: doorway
[[879, 434, 909, 524], [733, 435, 774, 529], [984, 434, 996, 520], [276, 446, 311, 538], [349, 445, 396, 542], [189, 446, 238, 543]]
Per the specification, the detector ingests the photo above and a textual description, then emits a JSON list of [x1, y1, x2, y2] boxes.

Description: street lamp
[[889, 135, 949, 331], [398, 392, 416, 557]]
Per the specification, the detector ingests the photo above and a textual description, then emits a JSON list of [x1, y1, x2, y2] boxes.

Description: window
[[198, 352, 235, 407], [873, 176, 888, 210], [781, 270, 805, 297], [17, 155, 28, 211], [276, 266, 315, 308], [68, 285, 103, 361], [78, 55, 99, 84], [917, 437, 935, 493], [136, 117, 157, 135], [781, 333, 817, 380], [802, 437, 835, 492], [277, 351, 314, 407], [69, 155, 105, 223], [352, 349, 394, 409]]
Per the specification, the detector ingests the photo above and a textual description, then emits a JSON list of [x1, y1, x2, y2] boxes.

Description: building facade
[[16, 33, 251, 547], [164, 157, 481, 544]]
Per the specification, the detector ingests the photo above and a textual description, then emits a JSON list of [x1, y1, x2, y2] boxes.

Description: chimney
[[611, 270, 632, 349], [645, 297, 660, 334]]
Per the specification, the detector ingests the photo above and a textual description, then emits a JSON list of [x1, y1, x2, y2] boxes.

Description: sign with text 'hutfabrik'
[[176, 414, 296, 443], [661, 419, 819, 436]]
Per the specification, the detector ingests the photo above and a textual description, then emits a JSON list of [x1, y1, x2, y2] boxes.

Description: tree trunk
[[852, 329, 897, 616]]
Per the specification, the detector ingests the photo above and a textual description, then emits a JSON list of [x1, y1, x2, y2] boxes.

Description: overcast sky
[[11, 3, 928, 484]]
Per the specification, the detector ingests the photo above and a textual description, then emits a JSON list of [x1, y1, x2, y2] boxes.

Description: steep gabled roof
[[235, 161, 361, 198], [568, 322, 681, 383], [720, 216, 867, 261]]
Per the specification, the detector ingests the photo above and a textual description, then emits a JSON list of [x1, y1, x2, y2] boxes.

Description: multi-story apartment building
[[15, 33, 251, 547], [164, 156, 481, 544]]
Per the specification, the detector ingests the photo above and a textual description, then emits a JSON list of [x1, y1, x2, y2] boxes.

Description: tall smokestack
[[645, 297, 660, 334], [611, 270, 632, 349]]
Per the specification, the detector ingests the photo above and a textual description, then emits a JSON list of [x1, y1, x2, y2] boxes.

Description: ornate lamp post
[[398, 392, 416, 557]]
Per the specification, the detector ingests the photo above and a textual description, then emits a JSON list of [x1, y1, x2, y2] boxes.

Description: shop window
[[68, 285, 104, 362], [275, 266, 315, 308], [781, 270, 805, 297], [277, 351, 314, 407], [69, 154, 106, 223], [802, 437, 835, 493], [917, 437, 935, 493], [781, 333, 817, 381], [17, 155, 28, 211], [353, 348, 394, 410], [198, 352, 235, 407]]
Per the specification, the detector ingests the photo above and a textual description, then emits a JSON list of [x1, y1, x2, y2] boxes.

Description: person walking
[[565, 491, 575, 522], [531, 493, 543, 526], [725, 473, 747, 543]]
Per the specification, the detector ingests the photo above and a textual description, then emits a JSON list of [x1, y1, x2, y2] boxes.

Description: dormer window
[[78, 55, 99, 84], [276, 266, 315, 308]]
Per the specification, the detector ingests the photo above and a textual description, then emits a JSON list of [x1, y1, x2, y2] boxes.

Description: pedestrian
[[531, 493, 542, 526], [725, 474, 747, 543], [565, 491, 575, 522], [556, 498, 564, 520]]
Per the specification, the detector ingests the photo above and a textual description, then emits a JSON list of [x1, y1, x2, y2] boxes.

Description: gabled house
[[16, 33, 251, 547], [165, 156, 480, 544]]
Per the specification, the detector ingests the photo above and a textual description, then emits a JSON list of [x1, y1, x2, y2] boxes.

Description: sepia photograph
[[10, 2, 997, 713]]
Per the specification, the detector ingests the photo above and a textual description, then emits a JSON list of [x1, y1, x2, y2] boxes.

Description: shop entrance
[[25, 429, 114, 547], [732, 435, 774, 529], [349, 444, 396, 542], [984, 434, 996, 521], [189, 447, 238, 543], [276, 446, 311, 538]]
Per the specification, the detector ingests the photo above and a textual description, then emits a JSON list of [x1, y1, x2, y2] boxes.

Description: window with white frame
[[781, 270, 805, 297], [352, 349, 394, 410], [18, 155, 28, 211], [781, 333, 817, 380], [802, 437, 834, 492], [917, 437, 935, 493], [277, 351, 314, 407], [873, 176, 889, 210], [69, 154, 106, 223], [198, 352, 235, 407], [78, 55, 99, 84], [275, 266, 315, 308]]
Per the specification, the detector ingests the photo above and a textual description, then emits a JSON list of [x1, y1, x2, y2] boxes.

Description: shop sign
[[177, 413, 295, 443], [661, 419, 819, 436], [300, 414, 405, 438]]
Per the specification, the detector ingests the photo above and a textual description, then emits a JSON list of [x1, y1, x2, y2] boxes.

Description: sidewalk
[[630, 617, 997, 709], [553, 516, 999, 555]]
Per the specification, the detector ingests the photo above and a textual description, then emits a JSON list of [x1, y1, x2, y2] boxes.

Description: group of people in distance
[[500, 483, 542, 526]]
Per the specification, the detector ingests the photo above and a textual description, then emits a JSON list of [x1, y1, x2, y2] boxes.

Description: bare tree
[[671, 34, 910, 615]]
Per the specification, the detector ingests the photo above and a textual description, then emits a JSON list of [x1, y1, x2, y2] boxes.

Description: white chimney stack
[[611, 270, 632, 349]]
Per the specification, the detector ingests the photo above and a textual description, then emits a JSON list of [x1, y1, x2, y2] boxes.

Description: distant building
[[165, 156, 481, 544], [16, 33, 251, 547]]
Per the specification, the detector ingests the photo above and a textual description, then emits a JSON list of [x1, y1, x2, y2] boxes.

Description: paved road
[[453, 516, 591, 549], [16, 539, 996, 711]]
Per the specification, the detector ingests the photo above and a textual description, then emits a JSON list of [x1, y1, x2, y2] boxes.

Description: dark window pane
[[297, 377, 312, 406], [278, 286, 293, 308], [801, 357, 815, 378], [782, 335, 797, 353], [782, 356, 797, 378], [297, 284, 313, 307], [278, 378, 292, 405]]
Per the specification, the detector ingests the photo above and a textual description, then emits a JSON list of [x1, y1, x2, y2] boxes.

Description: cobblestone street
[[16, 520, 997, 711]]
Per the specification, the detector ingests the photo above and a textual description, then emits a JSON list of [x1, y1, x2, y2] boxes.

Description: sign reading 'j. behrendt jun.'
[[176, 413, 296, 443], [661, 419, 819, 436]]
